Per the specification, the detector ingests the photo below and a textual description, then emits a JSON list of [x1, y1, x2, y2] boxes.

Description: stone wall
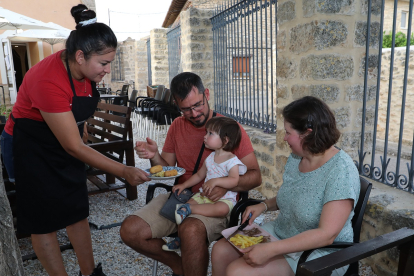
[[180, 8, 215, 105], [150, 29, 169, 87], [378, 47, 414, 147], [136, 38, 149, 96], [277, 0, 381, 161]]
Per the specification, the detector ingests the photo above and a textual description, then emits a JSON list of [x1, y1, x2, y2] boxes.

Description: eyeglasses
[[180, 93, 206, 115]]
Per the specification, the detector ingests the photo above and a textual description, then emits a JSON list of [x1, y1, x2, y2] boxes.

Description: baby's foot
[[162, 237, 181, 251], [175, 203, 192, 225]]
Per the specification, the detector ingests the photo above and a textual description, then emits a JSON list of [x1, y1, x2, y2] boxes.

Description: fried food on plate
[[164, 169, 178, 177], [229, 234, 263, 249], [153, 171, 165, 177], [150, 165, 163, 174]]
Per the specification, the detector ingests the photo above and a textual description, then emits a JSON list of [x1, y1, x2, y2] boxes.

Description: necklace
[[76, 79, 87, 93]]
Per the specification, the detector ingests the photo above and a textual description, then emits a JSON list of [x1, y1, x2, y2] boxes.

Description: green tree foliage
[[383, 31, 414, 48]]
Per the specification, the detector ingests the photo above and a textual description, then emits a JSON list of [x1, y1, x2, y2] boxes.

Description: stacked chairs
[[134, 86, 181, 143], [134, 85, 166, 136], [127, 89, 138, 129]]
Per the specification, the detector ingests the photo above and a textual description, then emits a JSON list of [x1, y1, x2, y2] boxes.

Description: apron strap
[[65, 58, 77, 98]]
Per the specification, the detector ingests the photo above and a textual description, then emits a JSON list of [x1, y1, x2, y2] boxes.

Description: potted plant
[[0, 105, 11, 124]]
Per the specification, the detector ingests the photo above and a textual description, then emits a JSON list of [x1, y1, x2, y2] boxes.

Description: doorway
[[11, 44, 29, 92]]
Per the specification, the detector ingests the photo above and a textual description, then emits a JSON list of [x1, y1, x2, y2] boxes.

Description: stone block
[[300, 54, 354, 80], [359, 54, 379, 80], [289, 22, 314, 54], [290, 21, 347, 54], [260, 165, 271, 177], [275, 155, 288, 174], [303, 0, 355, 16], [333, 106, 351, 129], [188, 43, 206, 51], [355, 22, 380, 48], [277, 84, 288, 99], [291, 85, 309, 100], [278, 1, 295, 25], [361, 0, 382, 16], [277, 30, 286, 51], [276, 129, 289, 152], [345, 85, 377, 102], [190, 34, 207, 41], [356, 104, 375, 128], [189, 17, 201, 27], [261, 152, 274, 166], [309, 84, 340, 103], [277, 56, 297, 79]]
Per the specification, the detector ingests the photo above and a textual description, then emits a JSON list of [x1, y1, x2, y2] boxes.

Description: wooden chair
[[85, 102, 137, 200], [296, 227, 414, 276]]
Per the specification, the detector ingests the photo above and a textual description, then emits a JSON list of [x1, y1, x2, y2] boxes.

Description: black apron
[[13, 59, 100, 234]]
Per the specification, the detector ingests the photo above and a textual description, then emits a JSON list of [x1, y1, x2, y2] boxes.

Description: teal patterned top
[[272, 149, 360, 242]]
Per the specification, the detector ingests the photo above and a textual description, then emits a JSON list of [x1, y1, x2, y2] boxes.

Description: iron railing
[[211, 0, 277, 133], [147, 39, 152, 86], [355, 0, 414, 194], [167, 25, 182, 85]]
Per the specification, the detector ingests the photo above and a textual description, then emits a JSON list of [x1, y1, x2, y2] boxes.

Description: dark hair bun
[[71, 4, 96, 28]]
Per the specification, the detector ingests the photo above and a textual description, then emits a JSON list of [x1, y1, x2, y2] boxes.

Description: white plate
[[144, 166, 186, 180], [221, 223, 301, 259]]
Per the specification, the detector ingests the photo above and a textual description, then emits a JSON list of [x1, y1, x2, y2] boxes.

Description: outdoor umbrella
[[0, 7, 54, 31], [13, 22, 71, 53]]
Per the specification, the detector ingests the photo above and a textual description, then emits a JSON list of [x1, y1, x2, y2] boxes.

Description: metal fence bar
[[369, 0, 385, 181], [167, 25, 182, 85], [396, 0, 414, 190], [356, 0, 414, 194], [211, 0, 276, 132]]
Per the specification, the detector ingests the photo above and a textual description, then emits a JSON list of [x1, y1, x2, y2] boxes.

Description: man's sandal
[[162, 237, 181, 252], [175, 203, 192, 225]]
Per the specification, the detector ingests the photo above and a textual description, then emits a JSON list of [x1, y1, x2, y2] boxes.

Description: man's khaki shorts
[[132, 193, 229, 243]]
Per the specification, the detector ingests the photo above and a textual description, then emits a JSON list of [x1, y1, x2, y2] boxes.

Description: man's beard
[[188, 104, 210, 127]]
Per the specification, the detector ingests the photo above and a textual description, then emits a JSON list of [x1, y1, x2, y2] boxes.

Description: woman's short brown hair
[[205, 117, 242, 151], [282, 96, 340, 154]]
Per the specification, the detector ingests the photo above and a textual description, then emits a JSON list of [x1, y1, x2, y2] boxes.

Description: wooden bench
[[296, 227, 414, 276], [85, 102, 137, 200]]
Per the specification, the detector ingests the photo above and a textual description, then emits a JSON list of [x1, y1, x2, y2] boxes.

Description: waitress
[[1, 4, 150, 276]]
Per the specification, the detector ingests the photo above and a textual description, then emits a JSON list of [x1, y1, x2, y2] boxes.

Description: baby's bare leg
[[190, 201, 230, 218]]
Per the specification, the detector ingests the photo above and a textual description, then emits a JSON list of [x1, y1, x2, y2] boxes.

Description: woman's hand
[[240, 243, 274, 267], [135, 137, 158, 159], [122, 166, 150, 185], [242, 202, 266, 225]]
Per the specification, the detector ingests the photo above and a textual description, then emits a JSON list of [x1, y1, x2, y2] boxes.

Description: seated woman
[[211, 96, 360, 276]]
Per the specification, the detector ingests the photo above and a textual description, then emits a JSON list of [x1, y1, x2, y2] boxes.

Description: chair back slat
[[352, 177, 372, 243]]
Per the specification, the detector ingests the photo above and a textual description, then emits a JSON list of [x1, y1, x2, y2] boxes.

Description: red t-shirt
[[5, 50, 92, 135], [162, 113, 254, 193]]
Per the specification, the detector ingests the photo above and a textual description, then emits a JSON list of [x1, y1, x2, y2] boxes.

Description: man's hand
[[122, 166, 151, 185], [135, 137, 158, 160], [202, 179, 217, 196], [200, 185, 227, 202]]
